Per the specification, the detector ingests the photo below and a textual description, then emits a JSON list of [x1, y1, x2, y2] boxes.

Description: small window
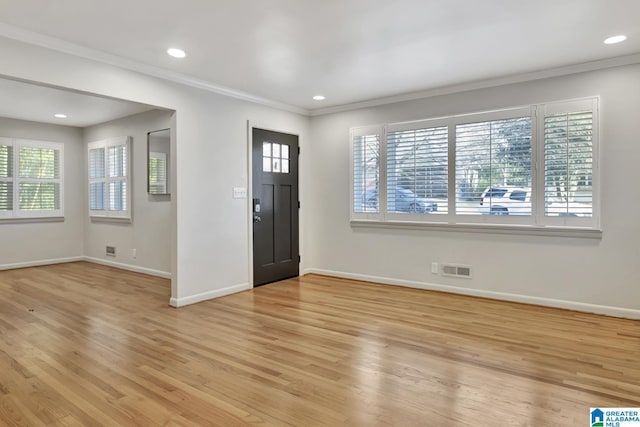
[[263, 142, 290, 174], [352, 131, 380, 217], [88, 136, 131, 219], [0, 138, 64, 219]]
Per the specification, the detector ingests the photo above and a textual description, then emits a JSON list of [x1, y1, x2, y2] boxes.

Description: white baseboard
[[0, 256, 252, 309], [304, 268, 640, 320], [169, 282, 251, 308], [0, 256, 172, 279], [0, 256, 85, 271], [83, 257, 171, 279]]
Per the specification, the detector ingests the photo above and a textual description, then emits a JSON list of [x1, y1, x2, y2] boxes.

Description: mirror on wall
[[147, 129, 171, 195]]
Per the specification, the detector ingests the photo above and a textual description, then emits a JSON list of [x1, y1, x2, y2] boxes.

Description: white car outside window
[[479, 186, 531, 216]]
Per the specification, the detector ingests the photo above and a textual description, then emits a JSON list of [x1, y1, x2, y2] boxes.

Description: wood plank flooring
[[0, 262, 638, 426]]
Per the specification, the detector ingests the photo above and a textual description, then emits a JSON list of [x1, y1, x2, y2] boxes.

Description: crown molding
[[0, 23, 309, 116], [2, 23, 639, 118], [310, 52, 640, 116]]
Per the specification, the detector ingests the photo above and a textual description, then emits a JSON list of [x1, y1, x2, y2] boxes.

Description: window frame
[[386, 116, 453, 223], [349, 97, 600, 235], [350, 126, 384, 221], [87, 136, 132, 220], [0, 137, 64, 220], [536, 98, 599, 230], [452, 106, 536, 227]]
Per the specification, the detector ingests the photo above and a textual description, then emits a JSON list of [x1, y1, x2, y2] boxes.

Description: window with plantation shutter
[[0, 140, 13, 214], [88, 136, 131, 219], [543, 99, 596, 222], [455, 112, 532, 217], [349, 97, 599, 234], [387, 124, 448, 216], [351, 128, 381, 219], [0, 138, 64, 219], [148, 152, 167, 194]]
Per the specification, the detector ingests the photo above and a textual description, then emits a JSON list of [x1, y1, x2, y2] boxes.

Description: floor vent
[[106, 246, 116, 257], [442, 264, 472, 279]]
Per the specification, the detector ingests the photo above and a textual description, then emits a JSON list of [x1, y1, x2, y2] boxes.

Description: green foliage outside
[[0, 146, 60, 211]]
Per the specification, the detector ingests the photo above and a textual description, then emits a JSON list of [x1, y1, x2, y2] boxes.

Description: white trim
[[303, 268, 640, 320], [0, 23, 308, 116], [0, 256, 84, 271], [83, 256, 171, 279], [247, 121, 254, 288], [2, 23, 639, 118], [351, 219, 601, 238], [0, 256, 171, 278], [311, 53, 640, 116], [169, 282, 251, 307]]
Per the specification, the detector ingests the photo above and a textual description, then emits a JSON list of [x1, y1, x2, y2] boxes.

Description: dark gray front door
[[252, 128, 299, 287]]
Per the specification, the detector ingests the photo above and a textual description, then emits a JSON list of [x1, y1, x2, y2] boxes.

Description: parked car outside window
[[479, 186, 531, 215], [365, 188, 438, 213]]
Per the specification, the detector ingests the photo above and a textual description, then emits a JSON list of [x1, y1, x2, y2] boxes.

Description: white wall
[[6, 34, 637, 316], [0, 117, 84, 267], [83, 109, 172, 276], [0, 36, 310, 305], [307, 63, 640, 316]]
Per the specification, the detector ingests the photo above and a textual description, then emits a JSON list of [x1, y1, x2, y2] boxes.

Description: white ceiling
[[1, 0, 639, 111], [0, 78, 154, 127]]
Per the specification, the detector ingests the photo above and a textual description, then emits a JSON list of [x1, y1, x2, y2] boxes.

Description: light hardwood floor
[[0, 262, 638, 426]]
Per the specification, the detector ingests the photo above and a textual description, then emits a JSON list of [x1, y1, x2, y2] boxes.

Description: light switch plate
[[233, 187, 247, 199]]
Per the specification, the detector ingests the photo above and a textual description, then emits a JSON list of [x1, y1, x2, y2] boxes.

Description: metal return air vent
[[106, 246, 116, 257], [442, 264, 472, 279]]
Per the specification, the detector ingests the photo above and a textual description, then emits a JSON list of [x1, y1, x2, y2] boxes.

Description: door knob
[[254, 215, 262, 223]]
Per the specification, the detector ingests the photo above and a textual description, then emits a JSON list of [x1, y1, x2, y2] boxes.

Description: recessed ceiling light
[[167, 48, 186, 58], [54, 113, 67, 118], [313, 95, 326, 101], [604, 35, 627, 45]]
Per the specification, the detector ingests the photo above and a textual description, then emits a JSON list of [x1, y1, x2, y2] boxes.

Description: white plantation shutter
[[455, 113, 532, 217], [543, 102, 595, 220], [18, 145, 61, 211], [351, 127, 382, 219], [108, 145, 127, 211], [0, 140, 13, 213], [88, 137, 131, 219], [89, 147, 106, 210], [149, 152, 167, 194], [387, 125, 448, 215], [0, 139, 63, 218], [349, 99, 599, 232]]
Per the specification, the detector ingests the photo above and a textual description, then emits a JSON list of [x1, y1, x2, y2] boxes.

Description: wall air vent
[[106, 246, 116, 257], [442, 264, 472, 279]]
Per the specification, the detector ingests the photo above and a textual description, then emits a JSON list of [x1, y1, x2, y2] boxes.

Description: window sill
[[350, 219, 602, 239], [0, 216, 64, 224]]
